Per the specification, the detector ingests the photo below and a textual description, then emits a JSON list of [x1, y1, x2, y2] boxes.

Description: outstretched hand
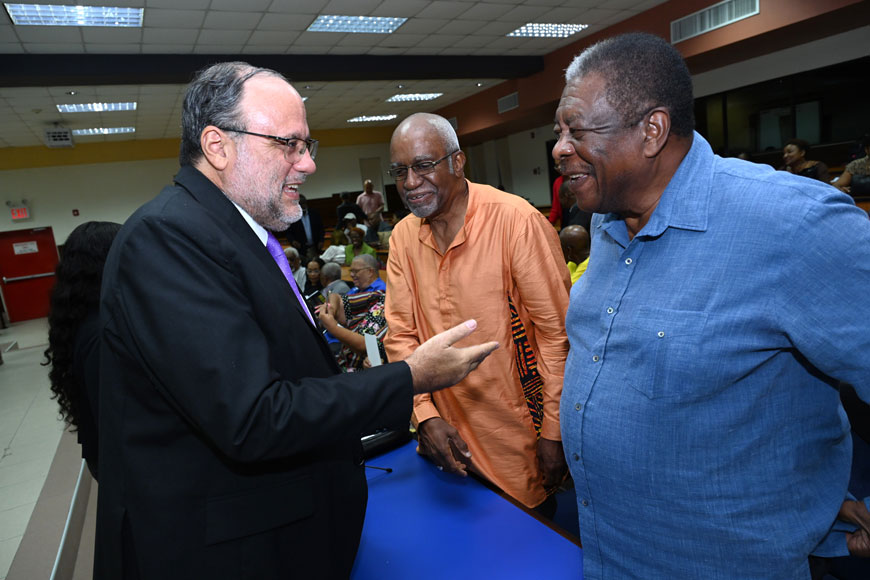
[[405, 319, 499, 394]]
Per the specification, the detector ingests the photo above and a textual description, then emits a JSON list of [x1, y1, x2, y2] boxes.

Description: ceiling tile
[[259, 13, 317, 31], [393, 18, 449, 35], [146, 0, 211, 8], [0, 42, 23, 52], [437, 20, 488, 35], [267, 0, 330, 14], [82, 28, 143, 43], [500, 5, 551, 22], [242, 44, 290, 54], [247, 30, 298, 45], [193, 43, 245, 53], [85, 44, 142, 53], [292, 31, 348, 47], [370, 0, 430, 18], [461, 3, 515, 21], [23, 42, 84, 53], [322, 0, 382, 15], [475, 21, 519, 36], [144, 9, 206, 29], [146, 44, 195, 53], [415, 2, 476, 20], [376, 33, 420, 48], [202, 11, 263, 30], [211, 0, 272, 11], [142, 28, 198, 44], [414, 34, 464, 48], [0, 24, 18, 42], [15, 26, 82, 43], [197, 29, 251, 44]]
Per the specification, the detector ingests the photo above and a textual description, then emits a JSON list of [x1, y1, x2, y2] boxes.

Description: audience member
[[388, 208, 410, 227], [783, 138, 831, 183], [558, 178, 593, 231], [364, 211, 392, 247], [356, 179, 385, 216], [384, 112, 570, 513], [554, 33, 870, 578], [836, 134, 870, 196], [285, 194, 324, 261], [93, 61, 498, 579], [319, 262, 350, 300], [335, 191, 366, 226], [320, 230, 349, 265], [547, 175, 565, 226], [345, 227, 378, 266], [44, 221, 122, 480], [303, 257, 324, 298], [342, 213, 367, 235], [558, 225, 590, 285], [317, 255, 387, 372], [283, 245, 307, 289]]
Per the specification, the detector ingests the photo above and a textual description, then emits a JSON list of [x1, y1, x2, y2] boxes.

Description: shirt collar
[[601, 131, 711, 241], [231, 200, 268, 246]]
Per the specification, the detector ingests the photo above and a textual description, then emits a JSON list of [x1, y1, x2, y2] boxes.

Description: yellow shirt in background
[[567, 257, 589, 285]]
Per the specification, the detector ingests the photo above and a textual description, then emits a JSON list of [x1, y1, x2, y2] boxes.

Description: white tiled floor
[[0, 318, 65, 580]]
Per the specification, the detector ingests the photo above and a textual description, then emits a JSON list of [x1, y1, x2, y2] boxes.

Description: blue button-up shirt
[[562, 132, 870, 579]]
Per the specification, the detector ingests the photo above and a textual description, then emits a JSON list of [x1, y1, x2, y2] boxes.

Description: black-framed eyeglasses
[[388, 150, 458, 180], [219, 127, 318, 161]]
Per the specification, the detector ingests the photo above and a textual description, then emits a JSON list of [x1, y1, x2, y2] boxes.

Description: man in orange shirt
[[384, 113, 570, 512]]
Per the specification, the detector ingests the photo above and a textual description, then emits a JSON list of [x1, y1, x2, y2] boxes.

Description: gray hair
[[353, 253, 380, 271], [399, 113, 460, 172], [179, 61, 288, 166], [283, 246, 300, 259], [320, 262, 342, 283], [564, 33, 694, 137]]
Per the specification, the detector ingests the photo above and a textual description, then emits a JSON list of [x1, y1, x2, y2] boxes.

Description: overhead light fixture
[[347, 114, 397, 123], [507, 23, 588, 38], [307, 15, 406, 34], [386, 93, 443, 103], [72, 127, 136, 136], [4, 3, 144, 27], [57, 102, 137, 113]]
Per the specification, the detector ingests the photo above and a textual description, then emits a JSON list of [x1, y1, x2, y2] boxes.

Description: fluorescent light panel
[[507, 23, 588, 38], [5, 3, 143, 26], [72, 127, 135, 135], [307, 14, 406, 34], [57, 102, 137, 113], [347, 114, 397, 123], [386, 93, 443, 103]]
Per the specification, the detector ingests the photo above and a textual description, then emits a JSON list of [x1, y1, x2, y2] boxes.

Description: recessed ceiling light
[[57, 102, 137, 113], [397, 84, 405, 89], [72, 127, 136, 136], [476, 82, 484, 87], [347, 114, 397, 123], [506, 23, 588, 38], [65, 90, 76, 95], [307, 15, 406, 34], [4, 3, 144, 27], [386, 93, 443, 103]]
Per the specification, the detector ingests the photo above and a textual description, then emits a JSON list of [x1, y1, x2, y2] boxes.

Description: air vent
[[497, 92, 519, 114], [44, 125, 75, 148], [671, 0, 759, 44]]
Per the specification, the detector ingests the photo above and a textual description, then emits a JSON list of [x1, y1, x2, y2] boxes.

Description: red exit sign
[[11, 206, 30, 220]]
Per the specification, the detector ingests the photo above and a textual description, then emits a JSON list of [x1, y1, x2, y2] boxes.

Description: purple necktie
[[265, 232, 316, 327]]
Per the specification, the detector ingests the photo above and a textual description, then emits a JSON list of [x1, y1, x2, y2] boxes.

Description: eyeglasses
[[349, 266, 374, 275], [388, 150, 458, 180], [219, 127, 318, 161]]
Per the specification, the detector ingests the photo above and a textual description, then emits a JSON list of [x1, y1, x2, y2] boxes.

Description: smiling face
[[782, 143, 805, 169], [306, 260, 320, 284], [221, 76, 316, 231], [390, 121, 465, 220], [552, 73, 648, 216]]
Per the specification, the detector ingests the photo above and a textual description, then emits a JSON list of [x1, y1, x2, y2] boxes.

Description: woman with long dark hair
[[44, 221, 121, 480]]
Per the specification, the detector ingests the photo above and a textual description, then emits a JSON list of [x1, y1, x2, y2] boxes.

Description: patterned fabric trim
[[508, 294, 543, 437]]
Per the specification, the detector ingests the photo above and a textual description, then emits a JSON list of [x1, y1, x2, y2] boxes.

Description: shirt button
[[581, 499, 589, 507], [592, 355, 600, 362], [574, 403, 582, 411], [657, 331, 665, 338], [625, 258, 632, 265], [606, 307, 614, 314], [572, 453, 580, 461]]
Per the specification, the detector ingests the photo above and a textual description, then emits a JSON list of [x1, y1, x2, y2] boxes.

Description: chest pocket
[[624, 307, 709, 401]]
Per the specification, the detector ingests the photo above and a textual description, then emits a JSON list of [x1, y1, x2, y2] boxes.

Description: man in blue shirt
[[554, 32, 870, 578]]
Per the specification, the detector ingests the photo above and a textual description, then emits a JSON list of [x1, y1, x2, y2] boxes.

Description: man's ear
[[200, 126, 231, 171], [641, 109, 671, 158], [453, 150, 467, 178]]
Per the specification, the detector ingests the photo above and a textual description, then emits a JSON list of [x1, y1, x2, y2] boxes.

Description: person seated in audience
[[345, 227, 378, 266], [342, 213, 367, 236], [335, 191, 366, 227], [316, 255, 387, 372], [364, 211, 393, 247], [303, 257, 324, 299], [319, 230, 349, 264], [44, 221, 122, 481], [284, 246, 307, 289], [559, 225, 591, 285], [388, 208, 410, 227], [836, 135, 870, 196], [783, 138, 831, 183], [320, 262, 351, 300]]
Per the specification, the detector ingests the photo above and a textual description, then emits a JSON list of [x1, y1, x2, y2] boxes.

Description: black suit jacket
[[95, 166, 412, 580], [286, 208, 324, 251]]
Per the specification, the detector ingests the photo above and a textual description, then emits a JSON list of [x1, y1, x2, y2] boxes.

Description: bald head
[[393, 113, 459, 154], [560, 225, 590, 264]]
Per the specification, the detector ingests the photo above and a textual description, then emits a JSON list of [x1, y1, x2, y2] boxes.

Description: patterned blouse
[[336, 290, 387, 372]]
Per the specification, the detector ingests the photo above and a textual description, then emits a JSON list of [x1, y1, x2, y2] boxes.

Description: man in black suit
[[285, 194, 324, 261], [95, 61, 498, 580]]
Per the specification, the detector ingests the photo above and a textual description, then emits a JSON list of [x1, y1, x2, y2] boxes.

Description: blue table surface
[[351, 440, 583, 579]]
